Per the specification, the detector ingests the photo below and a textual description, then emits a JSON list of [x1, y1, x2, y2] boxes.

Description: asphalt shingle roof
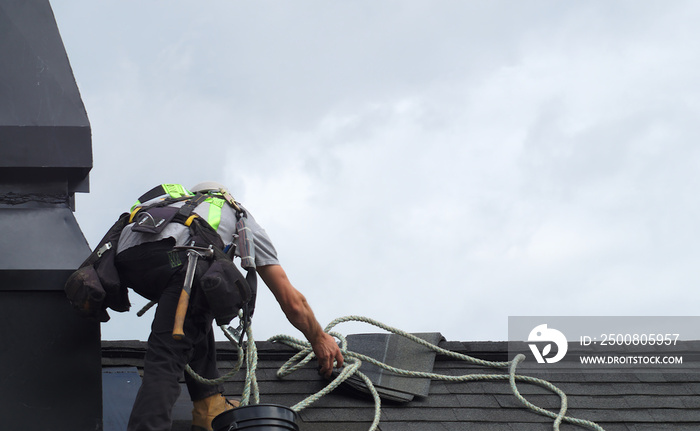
[[102, 337, 700, 431]]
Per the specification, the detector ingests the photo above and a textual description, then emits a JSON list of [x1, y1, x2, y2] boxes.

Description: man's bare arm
[[256, 264, 344, 377]]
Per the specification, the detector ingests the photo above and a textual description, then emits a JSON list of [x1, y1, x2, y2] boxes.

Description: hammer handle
[[172, 289, 190, 340]]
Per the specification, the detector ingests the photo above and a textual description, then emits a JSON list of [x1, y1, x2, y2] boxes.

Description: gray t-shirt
[[117, 197, 279, 267]]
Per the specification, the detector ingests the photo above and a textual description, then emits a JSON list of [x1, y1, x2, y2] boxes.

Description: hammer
[[172, 245, 214, 340]]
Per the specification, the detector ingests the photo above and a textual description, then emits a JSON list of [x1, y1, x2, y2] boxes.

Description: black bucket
[[212, 404, 299, 431]]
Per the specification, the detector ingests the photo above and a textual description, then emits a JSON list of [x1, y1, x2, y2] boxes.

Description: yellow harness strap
[[184, 214, 198, 226], [129, 207, 142, 223]]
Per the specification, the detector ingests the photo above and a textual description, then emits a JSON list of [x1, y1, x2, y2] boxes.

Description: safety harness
[[131, 185, 258, 337], [65, 184, 258, 341], [129, 185, 215, 234]]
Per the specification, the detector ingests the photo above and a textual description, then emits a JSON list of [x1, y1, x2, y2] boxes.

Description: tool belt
[[64, 189, 257, 327], [112, 238, 192, 302]]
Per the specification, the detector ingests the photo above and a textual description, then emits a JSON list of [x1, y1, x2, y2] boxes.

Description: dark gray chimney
[[0, 1, 101, 429]]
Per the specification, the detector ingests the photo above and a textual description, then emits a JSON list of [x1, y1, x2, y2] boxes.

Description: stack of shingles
[[337, 332, 444, 402]]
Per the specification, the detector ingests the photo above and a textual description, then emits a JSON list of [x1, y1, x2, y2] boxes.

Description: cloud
[[57, 1, 700, 342]]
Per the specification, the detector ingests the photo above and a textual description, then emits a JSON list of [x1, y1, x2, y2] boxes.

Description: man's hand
[[312, 332, 344, 378]]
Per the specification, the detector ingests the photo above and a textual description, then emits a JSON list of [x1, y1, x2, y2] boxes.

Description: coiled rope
[[183, 315, 606, 431]]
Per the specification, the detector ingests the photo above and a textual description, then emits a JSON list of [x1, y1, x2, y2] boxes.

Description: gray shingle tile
[[301, 423, 374, 431], [380, 406, 460, 422], [648, 407, 700, 422], [343, 332, 442, 402], [624, 395, 691, 408], [298, 407, 379, 423], [632, 425, 700, 431], [563, 408, 656, 422], [378, 422, 454, 431], [493, 393, 625, 410]]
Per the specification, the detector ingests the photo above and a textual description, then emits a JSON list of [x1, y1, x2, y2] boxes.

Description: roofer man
[[113, 182, 344, 431]]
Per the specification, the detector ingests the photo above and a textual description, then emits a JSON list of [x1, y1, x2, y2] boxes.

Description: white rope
[[183, 315, 606, 431], [271, 316, 605, 431]]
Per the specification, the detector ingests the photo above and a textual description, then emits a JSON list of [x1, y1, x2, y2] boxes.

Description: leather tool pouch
[[200, 249, 252, 326], [64, 265, 109, 322], [64, 212, 131, 321]]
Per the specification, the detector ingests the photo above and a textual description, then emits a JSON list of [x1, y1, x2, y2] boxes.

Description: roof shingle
[[102, 337, 700, 431]]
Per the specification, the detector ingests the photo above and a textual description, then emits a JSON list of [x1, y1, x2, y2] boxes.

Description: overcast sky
[[50, 1, 700, 343]]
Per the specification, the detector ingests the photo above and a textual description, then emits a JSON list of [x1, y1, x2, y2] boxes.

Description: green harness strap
[[130, 183, 228, 232]]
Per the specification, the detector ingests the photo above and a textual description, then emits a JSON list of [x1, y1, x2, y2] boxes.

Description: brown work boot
[[191, 394, 239, 431]]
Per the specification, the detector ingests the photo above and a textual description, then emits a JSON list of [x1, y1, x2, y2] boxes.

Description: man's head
[[191, 182, 242, 212], [190, 181, 227, 193]]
